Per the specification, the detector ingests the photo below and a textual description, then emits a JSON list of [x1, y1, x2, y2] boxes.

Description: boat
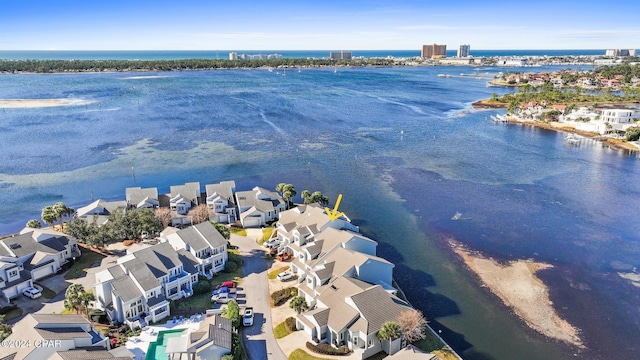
[[491, 114, 509, 123], [437, 74, 451, 78]]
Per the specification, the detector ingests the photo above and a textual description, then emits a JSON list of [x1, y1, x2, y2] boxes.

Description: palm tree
[[276, 183, 296, 208], [41, 206, 57, 228], [53, 202, 69, 229], [64, 284, 85, 314], [301, 190, 311, 203], [377, 321, 402, 354], [80, 291, 96, 319], [26, 219, 42, 228]]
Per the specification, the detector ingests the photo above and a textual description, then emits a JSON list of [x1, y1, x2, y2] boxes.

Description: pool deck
[[125, 314, 206, 360]]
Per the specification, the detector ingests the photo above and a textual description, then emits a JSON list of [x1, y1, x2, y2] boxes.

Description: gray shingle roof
[[236, 187, 284, 213], [110, 274, 141, 302], [207, 315, 233, 350], [176, 250, 198, 274], [349, 286, 412, 334], [0, 231, 70, 257], [205, 181, 236, 203], [35, 327, 91, 340], [126, 187, 158, 205], [173, 222, 226, 251], [170, 182, 201, 203], [123, 242, 183, 291], [31, 314, 89, 324]]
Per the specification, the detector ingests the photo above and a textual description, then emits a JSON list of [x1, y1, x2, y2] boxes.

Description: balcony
[[168, 271, 189, 284]]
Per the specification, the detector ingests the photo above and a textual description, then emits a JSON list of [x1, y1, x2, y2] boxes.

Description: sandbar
[[0, 98, 94, 108], [452, 243, 584, 348]]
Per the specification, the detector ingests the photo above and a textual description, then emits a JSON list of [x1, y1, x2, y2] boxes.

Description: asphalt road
[[233, 233, 287, 360]]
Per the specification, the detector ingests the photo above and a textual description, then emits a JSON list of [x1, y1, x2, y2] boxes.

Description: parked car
[[243, 307, 254, 327], [23, 286, 42, 299], [264, 239, 281, 248], [211, 292, 236, 304], [215, 281, 235, 289], [211, 286, 237, 296], [277, 271, 294, 282]]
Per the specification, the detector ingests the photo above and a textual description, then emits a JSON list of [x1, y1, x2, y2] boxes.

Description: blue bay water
[[0, 63, 639, 359]]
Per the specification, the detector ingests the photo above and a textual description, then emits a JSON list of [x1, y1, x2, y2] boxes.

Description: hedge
[[284, 316, 297, 332], [270, 287, 298, 307], [306, 341, 350, 356]]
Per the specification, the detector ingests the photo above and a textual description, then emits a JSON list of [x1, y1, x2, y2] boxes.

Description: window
[[353, 336, 358, 346], [368, 339, 373, 346], [8, 270, 17, 277]]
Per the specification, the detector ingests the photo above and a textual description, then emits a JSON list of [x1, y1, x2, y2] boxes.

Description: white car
[[23, 287, 42, 299], [277, 271, 294, 282], [264, 239, 281, 249], [243, 307, 254, 327]]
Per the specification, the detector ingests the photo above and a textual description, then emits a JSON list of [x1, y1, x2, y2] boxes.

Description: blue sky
[[1, 0, 639, 50]]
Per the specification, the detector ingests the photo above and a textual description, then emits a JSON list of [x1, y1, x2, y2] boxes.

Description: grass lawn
[[2, 307, 23, 322], [174, 263, 243, 311], [259, 227, 274, 245], [273, 321, 293, 339], [268, 266, 289, 280], [64, 249, 106, 280], [288, 349, 331, 360], [414, 329, 459, 360], [35, 283, 57, 299], [230, 227, 247, 236]]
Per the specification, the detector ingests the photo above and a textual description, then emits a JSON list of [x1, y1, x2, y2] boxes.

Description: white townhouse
[[0, 228, 79, 300], [287, 227, 378, 278], [164, 222, 228, 278], [0, 314, 130, 360], [296, 276, 412, 359], [205, 181, 238, 224], [126, 186, 160, 209], [75, 199, 127, 226], [170, 182, 202, 215], [93, 242, 199, 328], [276, 203, 359, 253], [297, 246, 395, 306], [235, 186, 287, 228]]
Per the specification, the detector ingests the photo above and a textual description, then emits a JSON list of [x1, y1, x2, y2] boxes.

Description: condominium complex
[[605, 49, 636, 57], [329, 51, 352, 60], [421, 44, 447, 59], [458, 44, 470, 58]]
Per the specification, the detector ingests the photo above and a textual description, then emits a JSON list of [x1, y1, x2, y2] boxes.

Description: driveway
[[233, 233, 287, 360], [7, 251, 117, 325]]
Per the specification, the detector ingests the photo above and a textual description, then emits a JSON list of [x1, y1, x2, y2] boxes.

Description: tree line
[[0, 58, 397, 73]]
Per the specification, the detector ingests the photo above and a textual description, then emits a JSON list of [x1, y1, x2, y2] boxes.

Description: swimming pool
[[145, 329, 186, 360]]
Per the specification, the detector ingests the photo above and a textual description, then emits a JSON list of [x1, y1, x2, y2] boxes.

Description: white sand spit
[[452, 243, 584, 348], [0, 98, 94, 108]]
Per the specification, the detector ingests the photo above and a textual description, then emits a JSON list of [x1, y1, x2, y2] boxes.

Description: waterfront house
[[165, 314, 233, 360], [235, 186, 286, 228], [296, 276, 412, 359], [125, 186, 159, 209], [170, 182, 202, 215], [205, 180, 238, 224], [297, 246, 395, 305], [75, 199, 127, 226], [276, 203, 359, 252], [163, 221, 228, 278], [93, 242, 199, 328], [0, 228, 79, 300], [0, 314, 128, 360]]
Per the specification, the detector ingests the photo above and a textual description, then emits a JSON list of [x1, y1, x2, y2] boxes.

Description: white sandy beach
[[0, 98, 94, 108], [452, 243, 584, 348]]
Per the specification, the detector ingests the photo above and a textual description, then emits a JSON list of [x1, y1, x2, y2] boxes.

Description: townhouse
[[0, 228, 79, 300], [93, 242, 200, 328], [235, 186, 287, 228], [163, 221, 228, 278], [0, 314, 131, 360], [205, 180, 238, 224]]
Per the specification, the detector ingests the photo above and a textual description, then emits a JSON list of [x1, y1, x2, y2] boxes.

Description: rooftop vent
[[9, 244, 21, 249]]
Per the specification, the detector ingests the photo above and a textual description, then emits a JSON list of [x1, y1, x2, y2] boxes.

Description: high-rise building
[[421, 44, 447, 59], [329, 51, 352, 60], [229, 52, 238, 60], [458, 44, 470, 58]]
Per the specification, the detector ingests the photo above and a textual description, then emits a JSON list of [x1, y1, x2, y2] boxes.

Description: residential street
[[233, 232, 287, 360]]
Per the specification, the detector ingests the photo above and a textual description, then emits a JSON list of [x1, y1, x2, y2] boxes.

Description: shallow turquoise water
[[145, 329, 186, 360]]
